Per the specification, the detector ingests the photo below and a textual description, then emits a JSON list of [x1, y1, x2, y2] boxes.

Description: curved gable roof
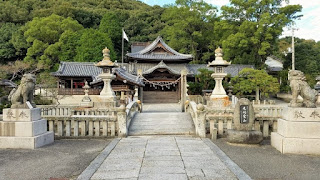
[[143, 61, 181, 75], [127, 36, 193, 61]]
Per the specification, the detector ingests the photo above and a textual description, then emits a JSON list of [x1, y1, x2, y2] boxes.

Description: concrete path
[[89, 136, 241, 180]]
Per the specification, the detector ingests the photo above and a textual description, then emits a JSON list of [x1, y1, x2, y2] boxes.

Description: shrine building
[[52, 36, 253, 104]]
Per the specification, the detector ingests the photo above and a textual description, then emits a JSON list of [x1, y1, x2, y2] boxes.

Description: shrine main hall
[[53, 36, 253, 103]]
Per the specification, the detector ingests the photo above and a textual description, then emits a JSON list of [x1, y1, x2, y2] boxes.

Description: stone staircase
[[128, 112, 196, 136]]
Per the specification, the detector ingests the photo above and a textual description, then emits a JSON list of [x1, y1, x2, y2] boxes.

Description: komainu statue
[[289, 70, 317, 108], [8, 73, 36, 108]]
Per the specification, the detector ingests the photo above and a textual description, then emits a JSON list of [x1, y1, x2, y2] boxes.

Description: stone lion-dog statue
[[289, 70, 317, 108], [8, 73, 36, 108]]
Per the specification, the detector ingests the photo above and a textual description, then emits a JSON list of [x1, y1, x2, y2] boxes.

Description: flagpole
[[122, 28, 124, 67]]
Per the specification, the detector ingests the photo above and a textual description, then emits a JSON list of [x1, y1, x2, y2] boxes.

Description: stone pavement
[[128, 113, 195, 136], [142, 103, 181, 112], [81, 136, 250, 180]]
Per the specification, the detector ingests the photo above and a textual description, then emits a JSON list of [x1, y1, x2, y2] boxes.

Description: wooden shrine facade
[[52, 62, 144, 96]]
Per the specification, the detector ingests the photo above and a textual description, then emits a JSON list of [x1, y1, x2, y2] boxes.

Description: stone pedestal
[[227, 98, 263, 144], [271, 107, 320, 155], [0, 108, 54, 149]]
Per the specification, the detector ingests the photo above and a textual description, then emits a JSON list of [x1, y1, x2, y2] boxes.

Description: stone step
[[128, 112, 195, 136]]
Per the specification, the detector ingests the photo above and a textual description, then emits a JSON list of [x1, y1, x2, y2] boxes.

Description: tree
[[58, 30, 81, 62], [0, 23, 20, 63], [161, 0, 218, 63], [188, 68, 215, 95], [74, 29, 116, 62], [221, 0, 302, 67], [0, 60, 40, 81], [231, 68, 280, 99], [99, 12, 124, 59], [22, 14, 83, 69]]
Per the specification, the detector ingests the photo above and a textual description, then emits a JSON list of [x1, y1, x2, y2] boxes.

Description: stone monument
[[227, 98, 263, 144], [207, 47, 231, 108], [0, 74, 54, 149], [272, 70, 320, 155], [94, 47, 118, 108]]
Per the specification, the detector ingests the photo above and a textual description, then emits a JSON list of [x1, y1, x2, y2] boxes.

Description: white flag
[[123, 29, 129, 42]]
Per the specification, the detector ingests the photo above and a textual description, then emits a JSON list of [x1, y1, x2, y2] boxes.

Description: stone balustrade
[[185, 101, 206, 137], [38, 101, 141, 138], [185, 101, 284, 139]]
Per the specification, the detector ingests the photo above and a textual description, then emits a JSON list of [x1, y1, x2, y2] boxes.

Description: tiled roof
[[52, 62, 144, 86], [52, 62, 102, 78], [128, 63, 254, 77], [91, 68, 144, 86], [127, 36, 193, 61]]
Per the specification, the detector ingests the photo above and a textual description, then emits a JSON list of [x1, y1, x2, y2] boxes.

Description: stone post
[[181, 69, 187, 112], [196, 104, 206, 138], [137, 69, 143, 103], [117, 105, 127, 137], [134, 86, 139, 101], [120, 91, 125, 104]]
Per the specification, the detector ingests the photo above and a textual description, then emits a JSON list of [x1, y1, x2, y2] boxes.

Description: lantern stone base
[[207, 95, 231, 108], [227, 130, 263, 144], [271, 107, 320, 155], [0, 108, 54, 149]]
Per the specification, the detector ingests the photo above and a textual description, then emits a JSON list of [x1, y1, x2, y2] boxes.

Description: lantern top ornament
[[208, 47, 231, 67], [95, 47, 117, 68], [214, 47, 223, 58]]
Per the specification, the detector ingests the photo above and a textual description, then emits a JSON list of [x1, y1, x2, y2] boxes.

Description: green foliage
[[99, 12, 124, 59], [22, 14, 83, 68], [124, 5, 165, 42], [221, 0, 302, 67], [0, 23, 20, 62], [161, 0, 218, 62], [279, 37, 320, 86], [74, 29, 115, 62], [231, 68, 280, 98], [278, 70, 290, 93], [188, 68, 215, 95]]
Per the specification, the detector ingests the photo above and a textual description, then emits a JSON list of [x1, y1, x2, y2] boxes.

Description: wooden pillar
[[71, 78, 74, 95]]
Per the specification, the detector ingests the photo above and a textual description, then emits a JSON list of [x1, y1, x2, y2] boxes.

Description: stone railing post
[[181, 69, 188, 112], [117, 105, 127, 137], [196, 104, 206, 138]]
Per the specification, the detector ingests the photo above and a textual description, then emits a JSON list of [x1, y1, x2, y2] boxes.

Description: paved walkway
[[129, 113, 195, 136], [78, 103, 251, 180], [142, 103, 181, 112], [79, 136, 250, 180]]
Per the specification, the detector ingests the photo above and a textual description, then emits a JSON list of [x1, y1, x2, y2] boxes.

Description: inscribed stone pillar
[[227, 98, 262, 144]]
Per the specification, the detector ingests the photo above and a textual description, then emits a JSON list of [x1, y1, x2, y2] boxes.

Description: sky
[[142, 0, 320, 41]]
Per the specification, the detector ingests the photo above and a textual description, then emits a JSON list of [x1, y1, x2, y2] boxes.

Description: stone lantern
[[80, 81, 93, 107], [95, 47, 118, 106], [208, 47, 231, 107]]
